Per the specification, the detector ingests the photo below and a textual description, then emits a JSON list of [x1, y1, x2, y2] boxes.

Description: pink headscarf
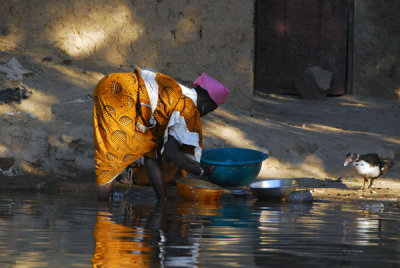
[[193, 73, 229, 106]]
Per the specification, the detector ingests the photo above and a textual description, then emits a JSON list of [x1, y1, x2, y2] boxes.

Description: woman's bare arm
[[163, 135, 203, 176]]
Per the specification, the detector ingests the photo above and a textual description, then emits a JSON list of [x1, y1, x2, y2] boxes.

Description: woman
[[93, 68, 229, 200]]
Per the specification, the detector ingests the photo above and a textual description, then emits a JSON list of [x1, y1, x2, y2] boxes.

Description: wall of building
[[0, 0, 255, 108], [353, 0, 400, 100], [2, 0, 400, 103]]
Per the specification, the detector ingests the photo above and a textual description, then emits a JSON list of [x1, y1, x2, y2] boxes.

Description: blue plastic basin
[[200, 148, 269, 187]]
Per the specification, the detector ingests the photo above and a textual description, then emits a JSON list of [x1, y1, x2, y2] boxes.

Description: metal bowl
[[200, 147, 269, 187], [249, 179, 298, 200]]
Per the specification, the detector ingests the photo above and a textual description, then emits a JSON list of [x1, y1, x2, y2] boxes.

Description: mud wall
[[0, 0, 255, 179], [0, 0, 254, 108], [2, 0, 399, 104], [353, 0, 400, 100]]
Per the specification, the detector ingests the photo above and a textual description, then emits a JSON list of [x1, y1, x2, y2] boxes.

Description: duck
[[344, 153, 394, 190]]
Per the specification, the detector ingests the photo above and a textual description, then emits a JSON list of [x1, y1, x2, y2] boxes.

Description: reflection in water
[[1, 192, 400, 267], [171, 200, 226, 267], [90, 196, 400, 267], [92, 200, 170, 267], [251, 201, 400, 267], [0, 193, 96, 267], [91, 209, 154, 267], [91, 199, 222, 267]]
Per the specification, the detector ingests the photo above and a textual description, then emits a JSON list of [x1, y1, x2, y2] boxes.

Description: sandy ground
[[205, 92, 400, 204], [0, 51, 399, 204]]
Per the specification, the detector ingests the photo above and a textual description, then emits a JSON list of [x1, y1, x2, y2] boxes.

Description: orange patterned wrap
[[93, 69, 202, 186]]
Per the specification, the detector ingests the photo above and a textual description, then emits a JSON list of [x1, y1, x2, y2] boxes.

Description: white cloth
[[139, 69, 159, 113], [165, 111, 202, 162], [178, 82, 197, 105]]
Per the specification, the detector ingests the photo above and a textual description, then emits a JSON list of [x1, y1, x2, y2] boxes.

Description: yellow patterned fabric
[[93, 69, 202, 186]]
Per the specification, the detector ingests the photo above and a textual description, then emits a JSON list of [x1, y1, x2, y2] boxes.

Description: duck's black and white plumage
[[344, 153, 394, 189]]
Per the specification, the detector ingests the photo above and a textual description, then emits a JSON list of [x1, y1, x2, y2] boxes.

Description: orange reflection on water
[[177, 200, 222, 217], [91, 211, 153, 268]]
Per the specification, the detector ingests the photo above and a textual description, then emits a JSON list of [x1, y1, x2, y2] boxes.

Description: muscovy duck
[[344, 153, 394, 189]]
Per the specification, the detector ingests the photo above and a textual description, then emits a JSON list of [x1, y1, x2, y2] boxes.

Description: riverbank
[[2, 173, 400, 207]]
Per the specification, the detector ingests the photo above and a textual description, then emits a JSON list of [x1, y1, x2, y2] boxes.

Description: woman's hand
[[200, 164, 215, 177]]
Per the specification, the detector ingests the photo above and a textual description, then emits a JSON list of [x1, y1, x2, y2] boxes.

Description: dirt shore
[[1, 174, 400, 207]]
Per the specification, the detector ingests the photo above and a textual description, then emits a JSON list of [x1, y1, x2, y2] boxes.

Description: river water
[[1, 189, 400, 267]]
